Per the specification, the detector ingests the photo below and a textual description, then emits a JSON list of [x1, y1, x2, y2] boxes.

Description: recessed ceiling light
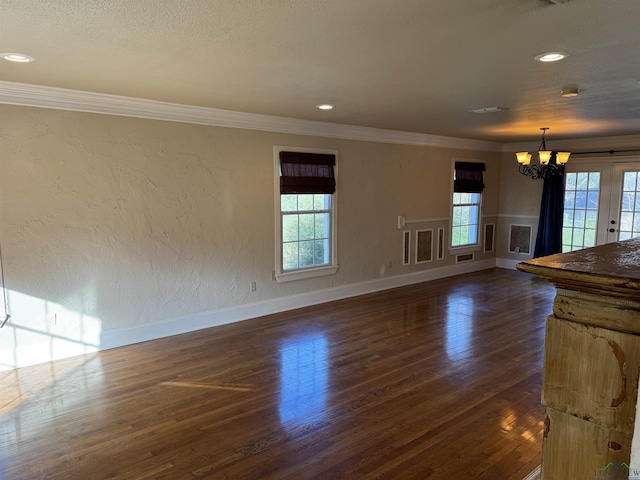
[[0, 52, 35, 63], [561, 88, 580, 97], [535, 52, 568, 62], [316, 104, 334, 110]]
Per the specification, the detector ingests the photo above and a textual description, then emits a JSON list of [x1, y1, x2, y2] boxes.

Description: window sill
[[276, 265, 339, 283], [448, 244, 481, 256]]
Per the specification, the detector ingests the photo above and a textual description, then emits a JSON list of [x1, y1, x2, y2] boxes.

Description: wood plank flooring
[[0, 268, 555, 479]]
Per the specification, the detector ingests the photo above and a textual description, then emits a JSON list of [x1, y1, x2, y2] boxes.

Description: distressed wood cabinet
[[518, 238, 640, 479]]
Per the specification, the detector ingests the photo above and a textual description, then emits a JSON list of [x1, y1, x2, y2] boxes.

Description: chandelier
[[516, 128, 570, 180]]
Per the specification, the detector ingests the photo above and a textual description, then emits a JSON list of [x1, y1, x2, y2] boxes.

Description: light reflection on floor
[[279, 333, 328, 428], [445, 294, 474, 362], [0, 354, 104, 449]]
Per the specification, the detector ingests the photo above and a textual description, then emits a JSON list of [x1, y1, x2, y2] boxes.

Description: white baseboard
[[496, 257, 526, 270], [100, 258, 496, 351], [523, 465, 541, 480]]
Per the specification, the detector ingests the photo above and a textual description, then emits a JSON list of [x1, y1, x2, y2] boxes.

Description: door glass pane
[[623, 172, 637, 192], [563, 172, 600, 252], [618, 171, 640, 240]]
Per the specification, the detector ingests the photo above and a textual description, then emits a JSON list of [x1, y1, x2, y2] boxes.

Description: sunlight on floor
[[0, 288, 101, 371], [160, 381, 255, 392]]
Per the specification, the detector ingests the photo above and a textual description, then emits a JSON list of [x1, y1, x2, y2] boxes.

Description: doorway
[[562, 157, 640, 252]]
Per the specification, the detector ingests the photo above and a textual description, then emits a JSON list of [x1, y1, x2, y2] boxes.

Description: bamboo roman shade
[[454, 162, 485, 193], [279, 151, 336, 194]]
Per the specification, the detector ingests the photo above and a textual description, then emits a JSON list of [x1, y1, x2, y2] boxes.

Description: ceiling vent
[[468, 106, 508, 114]]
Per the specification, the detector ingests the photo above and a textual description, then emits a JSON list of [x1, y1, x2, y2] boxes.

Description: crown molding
[[503, 134, 640, 154], [0, 81, 501, 152]]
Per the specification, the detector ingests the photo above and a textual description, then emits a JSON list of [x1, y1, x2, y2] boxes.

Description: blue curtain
[[534, 162, 565, 258]]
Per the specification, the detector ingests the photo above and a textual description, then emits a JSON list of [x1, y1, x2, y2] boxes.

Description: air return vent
[[456, 253, 474, 264]]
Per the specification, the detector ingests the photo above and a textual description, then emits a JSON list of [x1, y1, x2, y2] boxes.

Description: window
[[452, 192, 481, 247], [451, 161, 485, 250], [562, 171, 600, 252], [274, 147, 338, 282], [281, 194, 331, 270]]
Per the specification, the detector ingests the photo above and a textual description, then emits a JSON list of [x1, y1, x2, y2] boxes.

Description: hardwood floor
[[0, 268, 555, 479]]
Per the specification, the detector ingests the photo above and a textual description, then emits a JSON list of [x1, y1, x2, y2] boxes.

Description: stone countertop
[[517, 238, 640, 298]]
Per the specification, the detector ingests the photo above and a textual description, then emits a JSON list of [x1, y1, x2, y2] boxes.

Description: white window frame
[[449, 159, 483, 255], [274, 146, 339, 283]]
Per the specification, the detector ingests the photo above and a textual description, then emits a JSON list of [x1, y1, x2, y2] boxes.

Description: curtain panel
[[534, 158, 565, 257]]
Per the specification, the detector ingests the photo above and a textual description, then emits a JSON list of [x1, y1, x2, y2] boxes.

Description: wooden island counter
[[518, 238, 640, 479]]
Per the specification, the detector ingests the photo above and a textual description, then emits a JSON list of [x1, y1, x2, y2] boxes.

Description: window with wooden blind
[[451, 161, 485, 251], [274, 146, 339, 282]]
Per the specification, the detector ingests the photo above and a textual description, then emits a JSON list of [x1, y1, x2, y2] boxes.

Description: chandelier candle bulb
[[539, 151, 552, 164]]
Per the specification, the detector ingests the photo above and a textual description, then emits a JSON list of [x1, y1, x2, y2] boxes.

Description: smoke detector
[[561, 88, 580, 97]]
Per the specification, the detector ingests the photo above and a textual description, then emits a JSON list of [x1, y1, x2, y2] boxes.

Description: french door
[[562, 158, 640, 252]]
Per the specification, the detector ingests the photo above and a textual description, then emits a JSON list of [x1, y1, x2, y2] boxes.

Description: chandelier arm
[[518, 162, 564, 181]]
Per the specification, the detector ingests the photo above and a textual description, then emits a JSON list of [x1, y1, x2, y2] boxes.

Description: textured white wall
[[0, 104, 500, 367]]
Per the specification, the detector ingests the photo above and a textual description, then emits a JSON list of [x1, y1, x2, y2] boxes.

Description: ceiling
[[1, 0, 639, 144]]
